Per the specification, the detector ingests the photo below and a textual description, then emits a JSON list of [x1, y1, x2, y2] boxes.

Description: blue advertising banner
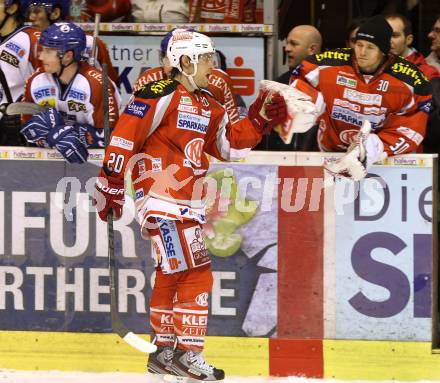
[[0, 159, 278, 337]]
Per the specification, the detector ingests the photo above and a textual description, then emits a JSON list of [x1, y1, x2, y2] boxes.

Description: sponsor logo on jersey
[[333, 98, 360, 112], [201, 96, 209, 107], [177, 112, 209, 134], [291, 63, 303, 76], [33, 86, 56, 101], [125, 100, 150, 118], [152, 157, 162, 172], [184, 138, 204, 167], [417, 99, 431, 114], [390, 61, 428, 86], [201, 109, 211, 118], [68, 88, 86, 101], [150, 79, 174, 95], [179, 207, 206, 222], [195, 292, 209, 307], [88, 69, 102, 81], [67, 100, 86, 112], [156, 217, 188, 273], [183, 226, 209, 267], [178, 104, 199, 114], [396, 127, 424, 145], [331, 105, 385, 128], [110, 136, 134, 151], [315, 50, 350, 62], [343, 88, 382, 106], [5, 41, 25, 58], [338, 70, 355, 77], [138, 159, 146, 175], [135, 188, 144, 199], [150, 234, 165, 266], [180, 96, 192, 105], [336, 75, 357, 88], [193, 169, 207, 176], [38, 99, 56, 108], [339, 129, 360, 145], [363, 106, 387, 115], [0, 50, 19, 67]]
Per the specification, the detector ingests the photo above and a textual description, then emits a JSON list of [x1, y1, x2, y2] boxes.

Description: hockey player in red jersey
[[20, 22, 119, 163], [0, 0, 40, 145], [289, 15, 432, 180], [94, 30, 286, 381], [22, 0, 119, 82], [133, 29, 244, 126]]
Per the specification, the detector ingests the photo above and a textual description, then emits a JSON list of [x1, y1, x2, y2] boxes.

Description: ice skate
[[147, 345, 175, 381], [164, 349, 224, 382]]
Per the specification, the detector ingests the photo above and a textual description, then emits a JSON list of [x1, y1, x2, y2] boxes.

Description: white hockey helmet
[[166, 30, 216, 72]]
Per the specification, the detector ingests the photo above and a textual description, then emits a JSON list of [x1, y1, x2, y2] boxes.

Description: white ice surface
[[0, 371, 439, 383]]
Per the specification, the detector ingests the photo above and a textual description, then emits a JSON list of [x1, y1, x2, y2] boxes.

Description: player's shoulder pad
[[386, 55, 431, 96], [134, 79, 178, 99], [306, 48, 352, 66]]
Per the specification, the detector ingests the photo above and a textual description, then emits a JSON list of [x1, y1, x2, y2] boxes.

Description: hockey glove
[[248, 91, 287, 134], [94, 168, 125, 222], [77, 124, 106, 148], [20, 107, 64, 147], [324, 120, 386, 181], [47, 124, 89, 164], [324, 140, 368, 181], [260, 79, 325, 144]]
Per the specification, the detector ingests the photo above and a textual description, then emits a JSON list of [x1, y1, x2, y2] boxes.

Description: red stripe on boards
[[269, 338, 323, 377], [277, 166, 324, 338]]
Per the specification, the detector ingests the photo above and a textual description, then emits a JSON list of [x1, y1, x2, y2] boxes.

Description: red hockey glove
[[248, 91, 287, 134], [94, 168, 125, 222], [265, 94, 288, 125]]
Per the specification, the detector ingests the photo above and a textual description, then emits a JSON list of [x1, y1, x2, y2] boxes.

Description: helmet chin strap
[[56, 54, 75, 79], [181, 62, 199, 90]]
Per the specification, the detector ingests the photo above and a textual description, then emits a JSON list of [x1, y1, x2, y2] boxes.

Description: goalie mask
[[166, 30, 216, 89]]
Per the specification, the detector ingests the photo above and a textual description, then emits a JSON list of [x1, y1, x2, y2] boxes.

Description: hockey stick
[[5, 102, 44, 115], [102, 63, 157, 354], [90, 13, 101, 67]]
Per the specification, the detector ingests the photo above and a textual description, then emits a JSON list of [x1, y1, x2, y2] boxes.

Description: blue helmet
[[39, 22, 86, 61], [24, 0, 69, 19]]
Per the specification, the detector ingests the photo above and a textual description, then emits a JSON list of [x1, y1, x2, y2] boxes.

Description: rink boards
[[0, 148, 438, 379]]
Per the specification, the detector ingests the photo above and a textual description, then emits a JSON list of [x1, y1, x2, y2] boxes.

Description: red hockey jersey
[[291, 48, 432, 155], [133, 66, 241, 124], [104, 79, 261, 224]]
